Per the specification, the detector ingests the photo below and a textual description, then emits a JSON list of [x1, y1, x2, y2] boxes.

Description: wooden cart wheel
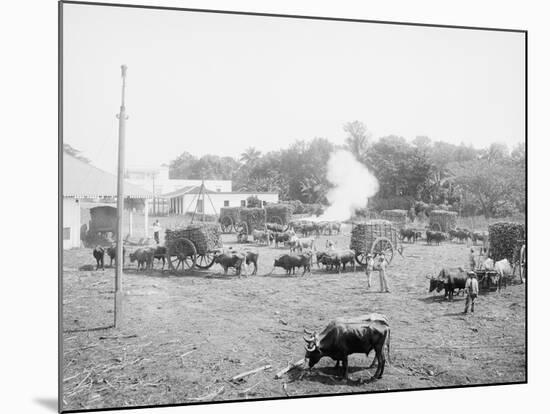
[[195, 251, 216, 269], [355, 251, 368, 266], [371, 237, 394, 264], [167, 238, 197, 273], [430, 223, 442, 232], [220, 216, 234, 233]]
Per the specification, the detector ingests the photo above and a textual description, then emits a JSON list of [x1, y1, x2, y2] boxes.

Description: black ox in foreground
[[303, 314, 391, 380]]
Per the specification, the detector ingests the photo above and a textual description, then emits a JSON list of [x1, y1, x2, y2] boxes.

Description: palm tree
[[239, 147, 262, 165]]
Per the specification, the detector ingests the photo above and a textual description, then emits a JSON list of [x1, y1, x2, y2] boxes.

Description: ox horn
[[303, 334, 314, 343], [303, 328, 313, 335], [304, 342, 316, 352]]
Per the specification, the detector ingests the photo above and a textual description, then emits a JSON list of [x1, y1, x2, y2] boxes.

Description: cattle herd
[[87, 219, 522, 381]]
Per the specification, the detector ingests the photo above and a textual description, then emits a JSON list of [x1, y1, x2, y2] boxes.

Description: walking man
[[464, 271, 479, 314], [152, 220, 162, 245]]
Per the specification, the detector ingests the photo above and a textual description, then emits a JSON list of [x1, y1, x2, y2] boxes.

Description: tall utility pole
[[115, 65, 128, 328], [201, 180, 206, 222]]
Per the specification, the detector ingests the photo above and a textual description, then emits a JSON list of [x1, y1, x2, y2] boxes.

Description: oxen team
[[399, 226, 489, 247]]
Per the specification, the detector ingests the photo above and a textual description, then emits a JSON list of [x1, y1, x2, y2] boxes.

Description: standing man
[[365, 253, 374, 288], [376, 252, 390, 293], [469, 247, 477, 271], [152, 220, 162, 245], [464, 271, 479, 314]]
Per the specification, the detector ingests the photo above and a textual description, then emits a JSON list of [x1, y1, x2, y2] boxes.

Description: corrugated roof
[[63, 154, 153, 199]]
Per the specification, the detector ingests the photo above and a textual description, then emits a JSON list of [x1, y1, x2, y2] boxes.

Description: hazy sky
[[63, 3, 525, 173]]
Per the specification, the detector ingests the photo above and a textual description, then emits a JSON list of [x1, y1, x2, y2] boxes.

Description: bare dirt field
[[62, 226, 526, 411]]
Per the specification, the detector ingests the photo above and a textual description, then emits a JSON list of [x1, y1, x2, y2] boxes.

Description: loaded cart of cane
[[264, 204, 292, 231], [164, 223, 223, 273], [219, 207, 243, 234], [350, 220, 403, 266], [428, 210, 458, 232]]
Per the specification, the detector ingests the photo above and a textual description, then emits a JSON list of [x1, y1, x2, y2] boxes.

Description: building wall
[[63, 197, 81, 249], [169, 193, 279, 215]]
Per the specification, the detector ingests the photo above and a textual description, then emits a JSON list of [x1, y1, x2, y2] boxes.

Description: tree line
[[65, 122, 524, 219], [168, 121, 525, 218]]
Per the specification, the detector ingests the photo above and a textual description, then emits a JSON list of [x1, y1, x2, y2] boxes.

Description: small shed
[[62, 153, 152, 249]]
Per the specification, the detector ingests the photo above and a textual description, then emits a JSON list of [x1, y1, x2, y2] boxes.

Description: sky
[[63, 3, 525, 173]]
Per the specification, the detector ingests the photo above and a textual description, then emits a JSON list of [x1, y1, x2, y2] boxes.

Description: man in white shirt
[[152, 220, 162, 244], [464, 271, 479, 314], [365, 253, 374, 288], [375, 253, 390, 293]]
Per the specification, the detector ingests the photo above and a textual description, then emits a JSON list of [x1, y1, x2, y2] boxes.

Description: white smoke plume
[[315, 150, 379, 222]]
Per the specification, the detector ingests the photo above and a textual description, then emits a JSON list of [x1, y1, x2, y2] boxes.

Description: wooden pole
[[202, 180, 206, 222], [144, 199, 149, 237], [129, 209, 133, 237], [115, 64, 128, 328]]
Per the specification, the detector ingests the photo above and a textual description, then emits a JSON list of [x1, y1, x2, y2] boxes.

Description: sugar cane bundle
[[265, 204, 292, 225], [380, 209, 408, 227], [488, 222, 525, 262], [165, 223, 222, 255], [239, 208, 266, 235], [429, 210, 458, 232], [350, 220, 394, 252]]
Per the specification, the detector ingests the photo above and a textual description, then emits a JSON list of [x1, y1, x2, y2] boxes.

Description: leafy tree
[[344, 121, 372, 162], [511, 142, 525, 169], [300, 174, 328, 204], [450, 158, 523, 217], [169, 153, 239, 180], [169, 152, 197, 179], [482, 142, 509, 163], [366, 135, 428, 198]]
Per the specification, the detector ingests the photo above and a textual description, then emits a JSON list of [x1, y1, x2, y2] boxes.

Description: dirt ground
[[61, 225, 526, 411]]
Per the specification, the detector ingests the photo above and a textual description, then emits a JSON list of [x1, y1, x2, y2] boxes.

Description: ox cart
[[350, 220, 403, 266], [474, 269, 499, 291], [219, 207, 242, 234], [164, 223, 223, 272], [486, 222, 526, 283]]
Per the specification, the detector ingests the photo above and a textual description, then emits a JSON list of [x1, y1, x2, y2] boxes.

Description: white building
[[126, 165, 279, 216], [163, 185, 279, 216], [63, 154, 153, 249]]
